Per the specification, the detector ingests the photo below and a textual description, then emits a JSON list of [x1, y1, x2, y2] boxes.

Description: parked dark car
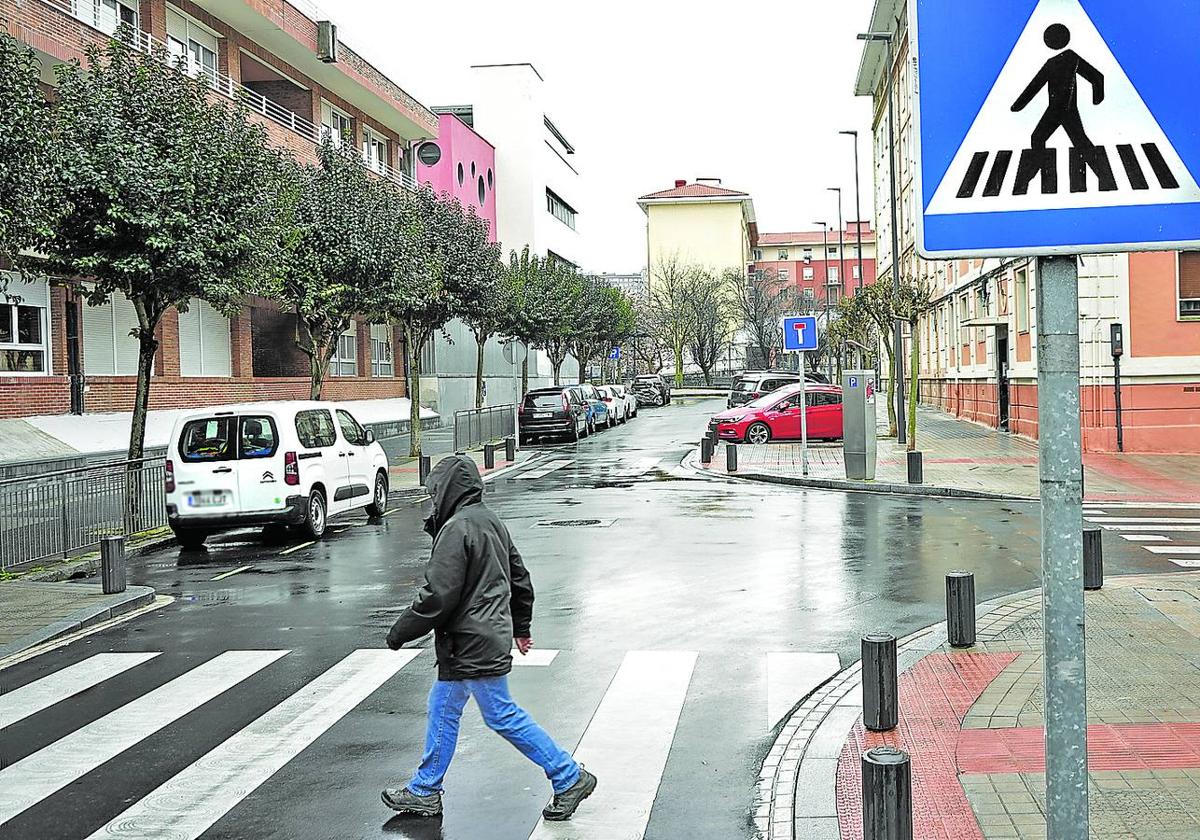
[[728, 369, 830, 409], [632, 374, 671, 407], [519, 387, 589, 443]]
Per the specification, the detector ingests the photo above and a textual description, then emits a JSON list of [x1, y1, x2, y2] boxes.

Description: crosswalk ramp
[[1085, 504, 1200, 568], [0, 647, 840, 839]]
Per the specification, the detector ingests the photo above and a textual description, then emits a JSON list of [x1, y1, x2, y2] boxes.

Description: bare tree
[[686, 269, 737, 386], [733, 268, 800, 371], [648, 255, 695, 388]]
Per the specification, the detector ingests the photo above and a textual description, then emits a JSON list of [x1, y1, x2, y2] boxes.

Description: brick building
[[750, 223, 878, 310], [0, 0, 439, 420]]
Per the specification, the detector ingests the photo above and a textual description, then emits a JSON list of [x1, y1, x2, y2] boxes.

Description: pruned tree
[[648, 255, 695, 388], [539, 261, 581, 386], [686, 269, 737, 386], [570, 278, 636, 384], [0, 29, 54, 275], [46, 37, 291, 460], [506, 247, 551, 396], [449, 214, 504, 408], [894, 278, 936, 450]]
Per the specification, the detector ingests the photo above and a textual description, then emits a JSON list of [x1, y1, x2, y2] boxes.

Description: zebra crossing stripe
[[1093, 517, 1200, 524], [85, 649, 420, 840], [0, 650, 287, 826], [1102, 525, 1200, 532], [528, 650, 697, 840], [0, 653, 160, 731], [511, 648, 559, 667], [1120, 534, 1170, 542], [1146, 546, 1200, 555], [516, 459, 574, 480]]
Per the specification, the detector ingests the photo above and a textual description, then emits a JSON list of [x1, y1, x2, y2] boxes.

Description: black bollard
[[862, 633, 898, 732], [726, 442, 738, 473], [418, 453, 431, 487], [946, 571, 976, 648], [505, 436, 516, 461], [862, 746, 913, 840], [1084, 525, 1104, 590], [100, 535, 127, 595], [484, 443, 496, 470], [906, 450, 923, 485], [700, 437, 713, 465]]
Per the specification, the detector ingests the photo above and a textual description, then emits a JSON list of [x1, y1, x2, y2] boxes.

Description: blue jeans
[[407, 676, 581, 796]]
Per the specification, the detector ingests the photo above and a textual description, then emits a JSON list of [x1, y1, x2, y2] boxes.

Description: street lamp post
[[858, 30, 906, 445], [813, 220, 833, 381], [827, 187, 847, 369], [839, 129, 866, 296]]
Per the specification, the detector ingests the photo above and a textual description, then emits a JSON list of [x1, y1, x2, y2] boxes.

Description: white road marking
[[0, 653, 160, 730], [210, 565, 254, 581], [516, 459, 574, 480], [0, 650, 287, 825], [511, 649, 559, 667], [614, 457, 660, 477], [1170, 559, 1200, 568], [1083, 510, 1110, 516], [766, 652, 841, 731], [1147, 546, 1200, 555], [86, 649, 420, 840], [528, 651, 697, 840], [1120, 534, 1170, 542], [279, 541, 315, 556], [1088, 517, 1200, 524], [1101, 525, 1200, 532]]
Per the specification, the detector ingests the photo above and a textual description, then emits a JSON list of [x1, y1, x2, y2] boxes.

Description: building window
[[803, 248, 813, 262], [801, 288, 816, 307], [370, 324, 393, 377], [827, 266, 839, 283], [321, 101, 353, 147], [1179, 252, 1200, 319], [362, 127, 387, 174], [76, 0, 138, 36], [0, 279, 50, 374], [778, 268, 790, 281], [419, 335, 436, 375], [546, 189, 577, 230], [852, 264, 861, 280], [82, 290, 142, 376], [751, 249, 763, 261], [331, 328, 357, 377], [1015, 267, 1030, 332], [177, 300, 231, 377], [828, 247, 838, 256], [166, 7, 218, 86], [778, 249, 789, 261], [803, 267, 814, 280]]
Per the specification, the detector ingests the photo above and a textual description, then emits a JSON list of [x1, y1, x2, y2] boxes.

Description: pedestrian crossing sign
[[912, 0, 1200, 258]]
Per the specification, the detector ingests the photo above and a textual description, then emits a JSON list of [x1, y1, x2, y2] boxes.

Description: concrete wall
[[417, 114, 497, 241]]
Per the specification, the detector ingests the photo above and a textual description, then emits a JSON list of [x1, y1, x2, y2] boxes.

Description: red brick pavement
[[958, 722, 1200, 774]]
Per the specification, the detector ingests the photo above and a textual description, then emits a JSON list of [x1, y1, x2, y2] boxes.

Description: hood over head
[[423, 455, 484, 536]]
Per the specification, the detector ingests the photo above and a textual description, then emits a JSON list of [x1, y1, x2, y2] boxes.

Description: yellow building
[[637, 179, 757, 283]]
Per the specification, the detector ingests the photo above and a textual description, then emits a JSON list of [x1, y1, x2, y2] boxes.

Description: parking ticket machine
[[842, 370, 877, 481]]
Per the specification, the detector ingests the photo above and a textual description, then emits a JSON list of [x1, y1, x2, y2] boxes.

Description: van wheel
[[174, 528, 208, 550], [366, 471, 388, 517], [302, 489, 327, 539]]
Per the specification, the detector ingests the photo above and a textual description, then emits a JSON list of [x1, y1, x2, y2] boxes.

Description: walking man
[[382, 455, 597, 821]]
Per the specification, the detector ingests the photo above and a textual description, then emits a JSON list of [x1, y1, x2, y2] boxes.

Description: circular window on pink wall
[[457, 163, 464, 186], [478, 176, 486, 206]]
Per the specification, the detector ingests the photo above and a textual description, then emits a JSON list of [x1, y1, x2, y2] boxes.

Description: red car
[[710, 383, 844, 445]]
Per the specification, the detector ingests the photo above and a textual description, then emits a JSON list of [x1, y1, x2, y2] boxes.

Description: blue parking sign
[[912, 0, 1200, 257], [782, 316, 819, 352]]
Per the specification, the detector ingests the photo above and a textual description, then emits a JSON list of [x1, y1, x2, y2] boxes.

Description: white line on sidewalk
[[766, 652, 841, 731], [85, 649, 420, 840], [0, 653, 160, 730], [0, 650, 287, 825], [528, 651, 697, 840]]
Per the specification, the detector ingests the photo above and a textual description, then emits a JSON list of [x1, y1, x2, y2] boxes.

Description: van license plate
[[187, 492, 226, 508], [533, 412, 552, 419]]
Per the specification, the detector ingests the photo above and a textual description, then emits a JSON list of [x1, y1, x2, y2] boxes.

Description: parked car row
[[518, 383, 640, 445], [728, 369, 830, 409], [711, 380, 845, 444], [631, 374, 672, 407]]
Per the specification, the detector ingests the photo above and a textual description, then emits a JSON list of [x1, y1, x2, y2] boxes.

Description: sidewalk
[[386, 443, 538, 493], [765, 573, 1200, 840], [699, 407, 1200, 502], [0, 581, 156, 661]]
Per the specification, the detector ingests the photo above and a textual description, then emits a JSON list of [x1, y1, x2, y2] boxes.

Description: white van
[[165, 401, 390, 549]]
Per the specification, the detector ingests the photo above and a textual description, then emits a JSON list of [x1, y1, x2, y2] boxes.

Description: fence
[[453, 405, 515, 453], [0, 456, 167, 572]]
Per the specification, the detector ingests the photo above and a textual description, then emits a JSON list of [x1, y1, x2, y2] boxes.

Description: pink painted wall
[[416, 114, 497, 243]]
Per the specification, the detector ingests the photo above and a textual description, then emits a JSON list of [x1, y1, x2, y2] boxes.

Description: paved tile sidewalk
[[0, 580, 155, 660], [822, 574, 1200, 839], [701, 407, 1200, 502]]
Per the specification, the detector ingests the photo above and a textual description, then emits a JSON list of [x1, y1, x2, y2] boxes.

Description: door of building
[[996, 325, 1010, 432]]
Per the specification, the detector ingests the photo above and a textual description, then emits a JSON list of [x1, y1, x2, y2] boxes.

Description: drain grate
[[533, 518, 616, 528]]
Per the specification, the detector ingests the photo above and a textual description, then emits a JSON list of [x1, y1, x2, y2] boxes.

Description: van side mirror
[[364, 429, 375, 444]]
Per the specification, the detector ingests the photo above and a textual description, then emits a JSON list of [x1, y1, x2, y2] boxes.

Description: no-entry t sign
[[782, 316, 819, 353], [912, 0, 1200, 257]]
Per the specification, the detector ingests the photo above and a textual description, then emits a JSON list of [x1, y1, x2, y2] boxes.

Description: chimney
[[696, 177, 722, 186], [674, 179, 687, 188]]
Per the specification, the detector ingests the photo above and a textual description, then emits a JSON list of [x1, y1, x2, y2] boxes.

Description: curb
[[0, 585, 157, 661]]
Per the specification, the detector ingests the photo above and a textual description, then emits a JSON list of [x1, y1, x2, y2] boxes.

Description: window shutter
[[82, 295, 116, 376], [111, 293, 142, 375], [177, 304, 202, 376], [199, 301, 231, 376], [1180, 252, 1200, 300]]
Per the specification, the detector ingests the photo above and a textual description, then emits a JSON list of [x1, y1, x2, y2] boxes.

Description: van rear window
[[179, 416, 278, 462]]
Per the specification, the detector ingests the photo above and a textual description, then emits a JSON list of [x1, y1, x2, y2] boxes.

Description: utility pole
[[813, 220, 832, 381], [828, 187, 847, 368], [858, 30, 906, 445], [839, 129, 866, 295]]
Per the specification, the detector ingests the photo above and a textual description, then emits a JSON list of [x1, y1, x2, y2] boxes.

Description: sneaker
[[542, 768, 597, 821], [381, 786, 442, 817]]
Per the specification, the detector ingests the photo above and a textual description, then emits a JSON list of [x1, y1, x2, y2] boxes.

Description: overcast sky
[[331, 0, 878, 273]]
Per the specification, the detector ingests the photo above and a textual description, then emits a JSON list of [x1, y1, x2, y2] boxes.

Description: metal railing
[[42, 0, 417, 192], [453, 405, 515, 454], [0, 456, 167, 571]]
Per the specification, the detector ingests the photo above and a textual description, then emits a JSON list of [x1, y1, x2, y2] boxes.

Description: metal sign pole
[[799, 357, 809, 476], [1036, 254, 1088, 840]]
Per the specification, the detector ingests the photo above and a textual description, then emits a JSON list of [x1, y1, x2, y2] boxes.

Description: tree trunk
[[473, 327, 487, 408], [701, 365, 713, 387], [309, 345, 331, 401], [552, 359, 562, 386], [907, 318, 920, 450], [406, 327, 423, 458], [521, 355, 529, 397], [673, 340, 684, 388], [128, 329, 157, 462]]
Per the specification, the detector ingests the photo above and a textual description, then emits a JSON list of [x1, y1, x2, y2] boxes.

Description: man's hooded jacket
[[386, 455, 534, 681]]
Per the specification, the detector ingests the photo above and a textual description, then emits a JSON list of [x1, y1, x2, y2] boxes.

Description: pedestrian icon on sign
[[1012, 24, 1104, 151]]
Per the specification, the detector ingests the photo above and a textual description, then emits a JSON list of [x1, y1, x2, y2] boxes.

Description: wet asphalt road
[[0, 398, 1170, 840]]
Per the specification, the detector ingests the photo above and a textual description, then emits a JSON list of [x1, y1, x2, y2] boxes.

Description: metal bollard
[[484, 443, 496, 470], [418, 453, 431, 487], [726, 443, 738, 473], [100, 535, 127, 595], [862, 746, 913, 840], [862, 633, 898, 732], [1084, 525, 1104, 590], [505, 436, 516, 462], [700, 437, 713, 465], [906, 450, 923, 485], [946, 570, 977, 648]]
